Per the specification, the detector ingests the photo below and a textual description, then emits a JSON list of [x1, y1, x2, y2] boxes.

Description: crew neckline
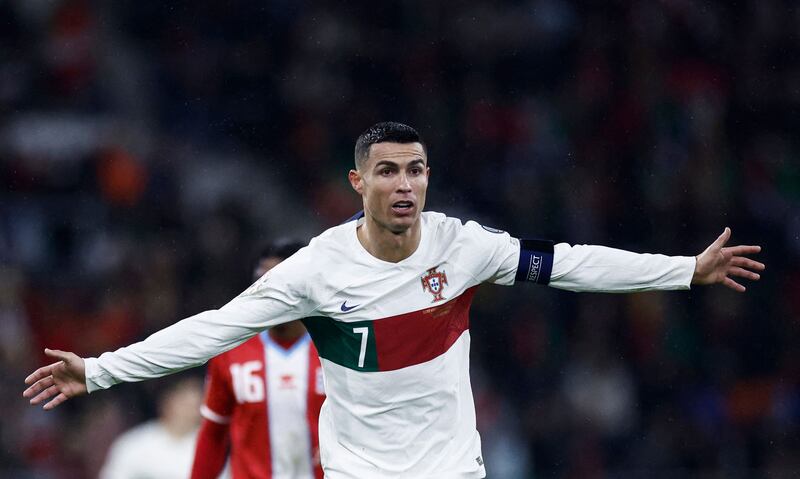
[[349, 213, 428, 266]]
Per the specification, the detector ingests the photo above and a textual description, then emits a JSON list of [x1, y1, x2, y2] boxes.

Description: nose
[[396, 171, 412, 192]]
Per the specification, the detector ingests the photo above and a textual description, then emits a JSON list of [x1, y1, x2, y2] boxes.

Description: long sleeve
[[190, 419, 230, 479], [548, 243, 696, 292], [84, 248, 318, 393]]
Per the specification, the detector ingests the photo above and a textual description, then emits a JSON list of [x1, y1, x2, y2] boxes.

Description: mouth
[[391, 200, 415, 216]]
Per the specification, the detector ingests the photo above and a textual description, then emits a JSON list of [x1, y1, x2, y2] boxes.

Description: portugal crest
[[421, 267, 448, 302]]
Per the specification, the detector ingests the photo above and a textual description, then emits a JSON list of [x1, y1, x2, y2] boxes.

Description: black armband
[[515, 239, 554, 285]]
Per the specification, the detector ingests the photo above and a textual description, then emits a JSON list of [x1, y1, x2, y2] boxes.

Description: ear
[[348, 169, 363, 195]]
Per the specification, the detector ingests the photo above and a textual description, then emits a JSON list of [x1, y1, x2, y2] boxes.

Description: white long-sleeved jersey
[[85, 211, 695, 478]]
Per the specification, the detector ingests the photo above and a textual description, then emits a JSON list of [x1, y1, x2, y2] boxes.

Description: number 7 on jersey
[[353, 327, 369, 368]]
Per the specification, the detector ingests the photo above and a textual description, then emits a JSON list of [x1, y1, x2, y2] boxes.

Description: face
[[160, 378, 203, 429], [349, 142, 430, 234]]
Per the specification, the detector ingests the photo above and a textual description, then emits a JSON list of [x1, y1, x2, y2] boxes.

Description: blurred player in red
[[190, 241, 325, 479]]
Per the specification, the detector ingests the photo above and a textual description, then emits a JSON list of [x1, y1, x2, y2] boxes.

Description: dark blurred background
[[1, 1, 798, 477]]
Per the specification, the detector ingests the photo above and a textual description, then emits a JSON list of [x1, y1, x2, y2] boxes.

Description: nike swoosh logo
[[340, 301, 359, 312]]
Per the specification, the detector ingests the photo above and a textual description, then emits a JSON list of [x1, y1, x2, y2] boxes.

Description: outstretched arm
[[545, 228, 763, 293], [21, 246, 317, 410], [23, 348, 87, 410], [692, 227, 764, 292]]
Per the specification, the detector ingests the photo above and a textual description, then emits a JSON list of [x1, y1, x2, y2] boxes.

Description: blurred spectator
[[98, 377, 203, 479]]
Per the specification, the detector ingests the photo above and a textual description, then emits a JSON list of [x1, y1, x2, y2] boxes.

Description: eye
[[380, 168, 393, 176], [409, 166, 422, 176]]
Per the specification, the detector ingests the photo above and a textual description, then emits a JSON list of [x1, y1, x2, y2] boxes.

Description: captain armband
[[515, 239, 554, 285]]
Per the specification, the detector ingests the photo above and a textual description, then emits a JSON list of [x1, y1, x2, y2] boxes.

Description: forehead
[[366, 142, 426, 167]]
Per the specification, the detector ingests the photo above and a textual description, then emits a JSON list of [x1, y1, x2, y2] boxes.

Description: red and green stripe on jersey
[[302, 287, 477, 372]]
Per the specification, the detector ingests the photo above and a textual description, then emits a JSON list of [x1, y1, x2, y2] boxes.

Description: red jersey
[[197, 332, 325, 479]]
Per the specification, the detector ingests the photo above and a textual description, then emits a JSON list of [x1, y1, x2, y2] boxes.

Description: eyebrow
[[373, 158, 426, 169]]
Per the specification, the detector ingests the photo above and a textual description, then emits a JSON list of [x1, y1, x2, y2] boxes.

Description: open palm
[[692, 227, 765, 292], [23, 348, 87, 410]]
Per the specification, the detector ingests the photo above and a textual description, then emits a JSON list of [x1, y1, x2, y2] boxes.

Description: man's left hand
[[693, 227, 764, 292]]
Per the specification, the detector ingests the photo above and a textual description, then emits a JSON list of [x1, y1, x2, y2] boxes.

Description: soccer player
[[191, 241, 325, 479], [24, 122, 764, 478]]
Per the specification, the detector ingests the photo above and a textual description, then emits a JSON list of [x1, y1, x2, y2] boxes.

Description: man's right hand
[[23, 348, 87, 410]]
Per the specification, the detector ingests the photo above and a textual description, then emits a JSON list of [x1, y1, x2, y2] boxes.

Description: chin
[[388, 218, 417, 234]]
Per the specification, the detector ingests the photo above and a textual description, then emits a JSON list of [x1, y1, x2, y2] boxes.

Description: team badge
[[421, 267, 448, 302]]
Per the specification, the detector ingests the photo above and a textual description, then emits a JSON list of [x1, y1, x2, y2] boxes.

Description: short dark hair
[[258, 239, 305, 263], [354, 121, 426, 170], [252, 239, 305, 280]]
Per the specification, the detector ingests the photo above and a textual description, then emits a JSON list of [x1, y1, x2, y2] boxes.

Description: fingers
[[25, 349, 75, 385], [24, 362, 59, 385], [722, 277, 746, 292], [729, 266, 760, 281], [43, 393, 70, 411], [724, 245, 762, 256], [731, 256, 765, 271], [24, 349, 86, 410], [712, 227, 732, 248], [44, 348, 73, 362], [29, 384, 60, 406], [23, 376, 55, 399]]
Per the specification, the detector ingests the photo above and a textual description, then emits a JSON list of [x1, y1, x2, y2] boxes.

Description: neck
[[357, 214, 422, 263]]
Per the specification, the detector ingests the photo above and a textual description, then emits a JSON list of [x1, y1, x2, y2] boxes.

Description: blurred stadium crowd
[[1, 1, 798, 477]]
